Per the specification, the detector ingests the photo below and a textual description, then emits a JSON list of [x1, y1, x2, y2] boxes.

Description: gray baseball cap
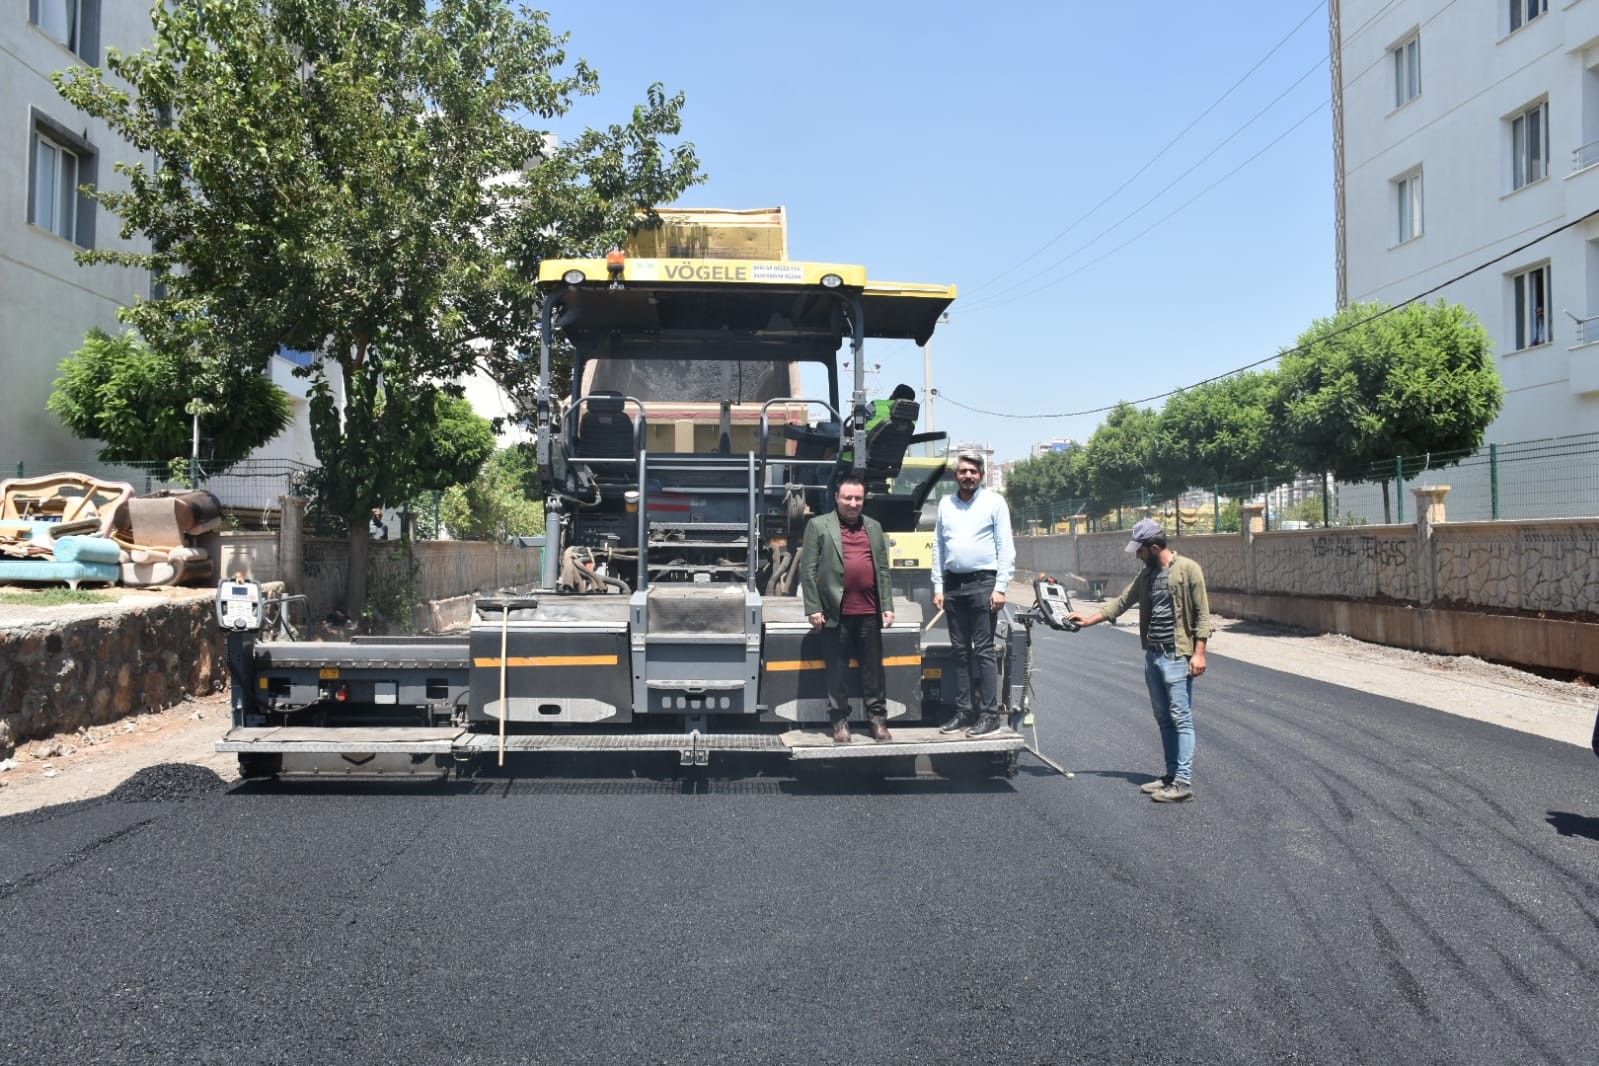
[[1124, 517, 1165, 553]]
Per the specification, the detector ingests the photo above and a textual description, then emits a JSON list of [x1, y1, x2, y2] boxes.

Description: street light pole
[[187, 398, 203, 485]]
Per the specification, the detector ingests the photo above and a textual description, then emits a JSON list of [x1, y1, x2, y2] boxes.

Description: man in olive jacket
[[799, 474, 896, 743], [1068, 518, 1211, 803]]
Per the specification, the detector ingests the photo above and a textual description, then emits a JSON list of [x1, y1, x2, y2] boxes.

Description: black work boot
[[938, 711, 974, 734], [832, 718, 851, 744], [868, 715, 892, 742], [966, 712, 1003, 737]]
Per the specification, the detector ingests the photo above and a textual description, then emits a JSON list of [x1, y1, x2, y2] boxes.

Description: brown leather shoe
[[868, 716, 892, 742], [832, 719, 851, 743]]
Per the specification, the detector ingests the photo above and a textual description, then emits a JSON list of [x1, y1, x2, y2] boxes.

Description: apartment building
[[1335, 0, 1599, 443], [3, 4, 328, 479], [2, 1, 161, 471]]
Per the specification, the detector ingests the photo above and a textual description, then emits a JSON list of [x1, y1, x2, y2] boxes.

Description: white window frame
[[31, 130, 79, 243], [1511, 263, 1551, 350], [30, 0, 81, 54], [1395, 171, 1423, 244], [1392, 33, 1421, 109], [1511, 100, 1549, 190], [1509, 0, 1548, 34]]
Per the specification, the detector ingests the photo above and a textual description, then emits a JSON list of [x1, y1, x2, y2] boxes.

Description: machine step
[[219, 726, 462, 753], [782, 726, 1025, 759], [219, 725, 1025, 759]]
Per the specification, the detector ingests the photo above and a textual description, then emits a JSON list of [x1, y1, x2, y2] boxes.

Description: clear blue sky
[[548, 0, 1336, 463]]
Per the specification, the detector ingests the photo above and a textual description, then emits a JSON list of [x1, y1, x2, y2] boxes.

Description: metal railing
[[1573, 139, 1599, 172], [1568, 310, 1599, 347], [4, 458, 313, 522]]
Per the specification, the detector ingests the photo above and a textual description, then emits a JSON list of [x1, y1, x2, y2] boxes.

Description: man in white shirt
[[930, 452, 1016, 737]]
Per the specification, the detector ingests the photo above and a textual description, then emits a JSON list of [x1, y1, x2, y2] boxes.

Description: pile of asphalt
[[107, 763, 225, 803]]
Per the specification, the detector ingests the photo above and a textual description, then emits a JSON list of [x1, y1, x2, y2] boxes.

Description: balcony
[[1573, 139, 1599, 172], [1564, 310, 1599, 347]]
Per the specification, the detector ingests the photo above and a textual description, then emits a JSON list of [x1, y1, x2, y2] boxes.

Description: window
[[29, 0, 98, 62], [1392, 34, 1420, 108], [1509, 0, 1548, 33], [31, 132, 79, 242], [1396, 172, 1423, 243], [28, 114, 95, 247], [1512, 264, 1551, 349], [1511, 101, 1549, 189]]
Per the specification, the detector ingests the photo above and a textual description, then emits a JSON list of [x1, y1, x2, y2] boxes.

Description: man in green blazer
[[799, 473, 896, 743]]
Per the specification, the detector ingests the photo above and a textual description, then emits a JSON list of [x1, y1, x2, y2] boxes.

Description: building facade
[[2, 1, 160, 473], [4, 5, 327, 483], [1028, 437, 1078, 459], [1335, 0, 1599, 444]]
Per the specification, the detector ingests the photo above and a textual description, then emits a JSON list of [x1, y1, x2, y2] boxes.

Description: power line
[[960, 56, 1329, 313], [961, 0, 1328, 300], [962, 0, 1458, 316], [963, 96, 1329, 314], [934, 208, 1599, 420]]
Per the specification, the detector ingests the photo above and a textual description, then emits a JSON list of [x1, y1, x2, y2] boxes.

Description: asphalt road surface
[[3, 624, 1597, 1066]]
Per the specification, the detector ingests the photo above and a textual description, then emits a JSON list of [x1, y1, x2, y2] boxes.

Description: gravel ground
[[2, 600, 1593, 817]]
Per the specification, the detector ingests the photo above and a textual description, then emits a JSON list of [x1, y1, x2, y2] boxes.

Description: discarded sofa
[[113, 490, 224, 587], [0, 473, 134, 589]]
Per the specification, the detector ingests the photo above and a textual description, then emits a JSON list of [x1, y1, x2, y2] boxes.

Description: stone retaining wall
[[1015, 493, 1599, 675], [0, 588, 238, 756]]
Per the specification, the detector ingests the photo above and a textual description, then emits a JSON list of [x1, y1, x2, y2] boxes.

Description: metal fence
[[1008, 431, 1599, 533], [4, 458, 313, 526], [1335, 432, 1599, 523]]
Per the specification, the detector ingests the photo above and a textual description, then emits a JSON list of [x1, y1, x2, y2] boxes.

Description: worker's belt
[[943, 569, 996, 586], [1148, 641, 1180, 654]]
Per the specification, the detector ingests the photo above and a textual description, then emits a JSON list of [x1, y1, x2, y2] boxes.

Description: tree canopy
[[437, 444, 546, 541], [48, 328, 292, 470], [1004, 446, 1086, 527], [1270, 301, 1502, 483], [56, 0, 701, 611], [1080, 402, 1184, 512], [1156, 371, 1294, 489], [1004, 300, 1502, 528]]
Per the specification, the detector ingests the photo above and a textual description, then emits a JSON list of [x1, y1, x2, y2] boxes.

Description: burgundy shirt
[[840, 520, 880, 616]]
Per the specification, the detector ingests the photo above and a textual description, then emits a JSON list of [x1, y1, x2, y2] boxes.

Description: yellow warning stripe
[[765, 659, 826, 672], [766, 655, 922, 672], [473, 655, 619, 668]]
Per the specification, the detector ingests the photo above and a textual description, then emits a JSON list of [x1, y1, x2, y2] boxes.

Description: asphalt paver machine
[[218, 231, 1073, 777]]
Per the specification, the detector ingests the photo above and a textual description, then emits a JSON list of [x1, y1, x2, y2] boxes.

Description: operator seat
[[859, 397, 920, 492], [575, 391, 636, 481]]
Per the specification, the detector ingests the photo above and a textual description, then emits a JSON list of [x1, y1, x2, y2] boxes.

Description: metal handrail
[[1567, 309, 1599, 346], [747, 452, 758, 591], [565, 393, 647, 457], [1573, 139, 1599, 172], [757, 397, 843, 464]]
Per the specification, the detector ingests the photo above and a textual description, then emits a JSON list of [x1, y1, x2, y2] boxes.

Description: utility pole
[[922, 310, 949, 437]]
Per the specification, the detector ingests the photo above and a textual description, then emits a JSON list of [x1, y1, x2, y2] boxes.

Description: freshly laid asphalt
[[3, 624, 1597, 1066]]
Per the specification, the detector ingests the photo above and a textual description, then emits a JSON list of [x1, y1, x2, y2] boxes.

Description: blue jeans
[[1143, 648, 1195, 783]]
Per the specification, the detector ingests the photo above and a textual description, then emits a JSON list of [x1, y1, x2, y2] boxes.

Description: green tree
[[1004, 446, 1087, 528], [440, 446, 546, 540], [1080, 402, 1183, 514], [409, 394, 497, 497], [55, 0, 701, 614], [1157, 371, 1295, 489], [48, 329, 292, 471], [1269, 301, 1501, 521]]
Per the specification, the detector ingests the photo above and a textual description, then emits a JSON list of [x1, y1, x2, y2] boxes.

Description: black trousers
[[944, 573, 998, 717], [823, 613, 887, 723]]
